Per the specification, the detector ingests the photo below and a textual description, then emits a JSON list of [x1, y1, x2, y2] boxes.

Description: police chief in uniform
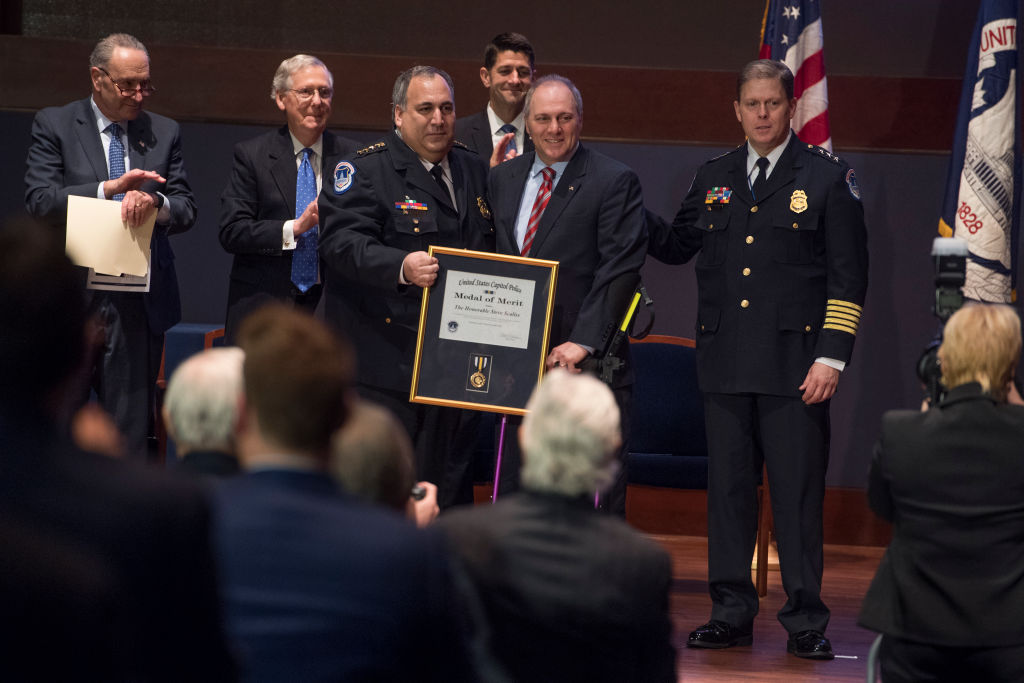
[[318, 66, 494, 509], [649, 59, 868, 659]]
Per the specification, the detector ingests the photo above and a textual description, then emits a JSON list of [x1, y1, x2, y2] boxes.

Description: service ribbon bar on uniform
[[705, 187, 732, 204], [823, 299, 862, 335], [395, 201, 428, 211]]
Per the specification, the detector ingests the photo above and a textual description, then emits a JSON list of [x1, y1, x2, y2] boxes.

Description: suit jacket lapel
[[270, 127, 298, 216], [126, 113, 153, 173], [389, 132, 454, 211], [758, 134, 799, 202], [530, 145, 588, 255], [74, 98, 107, 181], [471, 112, 493, 157], [729, 146, 753, 205], [496, 153, 531, 250], [450, 152, 469, 219]]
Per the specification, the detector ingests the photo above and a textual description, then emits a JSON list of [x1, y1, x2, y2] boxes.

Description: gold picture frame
[[410, 246, 558, 415]]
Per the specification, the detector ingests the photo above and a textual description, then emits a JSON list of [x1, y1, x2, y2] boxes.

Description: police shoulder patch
[[333, 161, 355, 194], [355, 141, 387, 157], [845, 168, 862, 201]]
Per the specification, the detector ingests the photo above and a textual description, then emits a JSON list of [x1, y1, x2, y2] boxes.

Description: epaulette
[[708, 144, 746, 163], [452, 140, 470, 151], [805, 143, 842, 165], [356, 141, 387, 157]]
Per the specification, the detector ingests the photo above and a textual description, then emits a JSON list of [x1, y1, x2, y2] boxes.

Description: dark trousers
[[89, 291, 163, 460], [356, 384, 480, 510], [879, 634, 1024, 683], [496, 383, 632, 516], [224, 283, 322, 345], [704, 392, 830, 633]]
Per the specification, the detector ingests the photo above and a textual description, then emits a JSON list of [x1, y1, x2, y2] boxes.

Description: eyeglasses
[[289, 87, 333, 102], [97, 67, 156, 97]]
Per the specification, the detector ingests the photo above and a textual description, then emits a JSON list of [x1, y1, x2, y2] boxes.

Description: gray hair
[[330, 400, 415, 512], [737, 59, 794, 100], [89, 33, 148, 69], [391, 65, 454, 121], [523, 74, 583, 121], [520, 370, 620, 497], [164, 347, 245, 455], [270, 54, 333, 100]]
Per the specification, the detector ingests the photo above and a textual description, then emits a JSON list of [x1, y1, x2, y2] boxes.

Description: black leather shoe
[[786, 630, 834, 660], [686, 620, 753, 649]]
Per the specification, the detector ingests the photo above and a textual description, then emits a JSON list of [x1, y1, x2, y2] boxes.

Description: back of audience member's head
[[0, 218, 87, 415], [164, 347, 245, 456], [519, 370, 621, 497], [236, 305, 353, 458], [940, 303, 1022, 401], [331, 400, 414, 511]]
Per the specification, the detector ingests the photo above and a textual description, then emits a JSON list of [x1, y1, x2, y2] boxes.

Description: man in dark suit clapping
[[219, 54, 359, 343]]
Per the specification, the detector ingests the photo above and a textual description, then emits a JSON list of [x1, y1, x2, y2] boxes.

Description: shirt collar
[[288, 131, 324, 160], [529, 150, 573, 179], [90, 97, 119, 136], [419, 155, 451, 179], [486, 103, 526, 137], [745, 130, 792, 179]]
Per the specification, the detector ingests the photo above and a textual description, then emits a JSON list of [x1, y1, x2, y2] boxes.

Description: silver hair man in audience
[[163, 347, 244, 476], [438, 370, 677, 682]]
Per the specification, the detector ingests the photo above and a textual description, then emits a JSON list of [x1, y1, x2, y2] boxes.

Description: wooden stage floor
[[653, 534, 885, 681]]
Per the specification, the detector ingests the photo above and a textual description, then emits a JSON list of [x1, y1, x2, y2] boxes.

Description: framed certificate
[[410, 246, 558, 415]]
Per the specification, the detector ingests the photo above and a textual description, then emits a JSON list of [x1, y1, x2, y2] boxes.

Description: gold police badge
[[477, 196, 492, 220], [790, 190, 808, 214]]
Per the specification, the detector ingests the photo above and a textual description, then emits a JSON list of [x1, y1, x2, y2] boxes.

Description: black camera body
[[917, 237, 968, 405]]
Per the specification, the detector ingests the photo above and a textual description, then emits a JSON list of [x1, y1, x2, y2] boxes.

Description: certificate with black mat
[[410, 246, 558, 415]]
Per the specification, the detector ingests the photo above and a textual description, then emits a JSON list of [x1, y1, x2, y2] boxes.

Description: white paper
[[438, 269, 535, 349]]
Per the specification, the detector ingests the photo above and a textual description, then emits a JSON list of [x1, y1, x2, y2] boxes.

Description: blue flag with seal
[[938, 0, 1021, 303]]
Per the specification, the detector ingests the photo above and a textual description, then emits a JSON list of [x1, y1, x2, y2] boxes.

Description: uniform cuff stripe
[[823, 322, 858, 335], [827, 298, 863, 313]]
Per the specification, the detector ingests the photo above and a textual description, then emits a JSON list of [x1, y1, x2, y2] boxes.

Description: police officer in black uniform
[[649, 59, 868, 659], [318, 65, 494, 509]]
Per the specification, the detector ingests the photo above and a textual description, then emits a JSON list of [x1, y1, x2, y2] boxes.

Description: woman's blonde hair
[[939, 303, 1021, 400]]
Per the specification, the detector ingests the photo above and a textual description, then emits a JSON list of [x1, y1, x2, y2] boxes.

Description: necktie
[[521, 167, 555, 256], [430, 164, 454, 207], [751, 156, 769, 201], [498, 123, 517, 156], [291, 148, 317, 292], [107, 123, 126, 201]]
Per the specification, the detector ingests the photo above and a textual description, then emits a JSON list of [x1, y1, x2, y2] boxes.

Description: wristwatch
[[150, 191, 165, 209]]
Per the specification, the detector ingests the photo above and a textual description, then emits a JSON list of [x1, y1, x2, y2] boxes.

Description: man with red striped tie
[[486, 75, 648, 514]]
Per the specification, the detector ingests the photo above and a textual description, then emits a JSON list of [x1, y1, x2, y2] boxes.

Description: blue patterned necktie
[[498, 123, 517, 156], [291, 148, 317, 292], [107, 122, 126, 201]]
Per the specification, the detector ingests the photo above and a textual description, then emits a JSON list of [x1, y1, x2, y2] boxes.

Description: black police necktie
[[752, 156, 769, 201]]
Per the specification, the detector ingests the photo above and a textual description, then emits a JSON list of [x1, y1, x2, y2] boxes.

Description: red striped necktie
[[521, 166, 554, 256]]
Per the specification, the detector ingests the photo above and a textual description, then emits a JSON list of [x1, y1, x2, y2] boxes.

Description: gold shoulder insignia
[[452, 139, 470, 150], [356, 141, 387, 157]]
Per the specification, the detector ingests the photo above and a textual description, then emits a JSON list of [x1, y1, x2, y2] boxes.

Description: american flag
[[759, 0, 831, 151]]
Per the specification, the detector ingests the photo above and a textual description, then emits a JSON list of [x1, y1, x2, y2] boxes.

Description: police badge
[[790, 190, 808, 214]]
